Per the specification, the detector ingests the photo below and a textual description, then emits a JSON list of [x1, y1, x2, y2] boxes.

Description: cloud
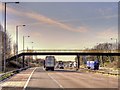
[[31, 31, 42, 37], [98, 8, 111, 16], [75, 26, 88, 32], [3, 6, 89, 33], [24, 11, 89, 33], [97, 8, 117, 19], [96, 27, 118, 39], [104, 15, 117, 19]]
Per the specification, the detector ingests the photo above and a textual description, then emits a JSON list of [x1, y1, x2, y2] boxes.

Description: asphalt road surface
[[25, 67, 118, 90]]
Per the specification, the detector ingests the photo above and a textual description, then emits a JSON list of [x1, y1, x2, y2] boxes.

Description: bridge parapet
[[19, 49, 119, 53]]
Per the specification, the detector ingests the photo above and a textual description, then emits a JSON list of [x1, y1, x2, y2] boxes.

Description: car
[[58, 61, 64, 69], [59, 64, 64, 69]]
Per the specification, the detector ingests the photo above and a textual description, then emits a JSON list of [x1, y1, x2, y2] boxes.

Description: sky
[[0, 2, 118, 61]]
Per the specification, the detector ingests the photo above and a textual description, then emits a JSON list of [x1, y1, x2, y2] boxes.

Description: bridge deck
[[6, 51, 120, 62]]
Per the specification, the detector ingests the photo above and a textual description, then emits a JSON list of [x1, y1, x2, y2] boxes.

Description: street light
[[23, 36, 30, 52], [28, 42, 34, 49], [25, 42, 34, 66], [29, 42, 34, 52], [31, 42, 34, 51], [26, 42, 34, 51], [16, 25, 26, 55], [111, 38, 118, 50], [3, 2, 19, 72]]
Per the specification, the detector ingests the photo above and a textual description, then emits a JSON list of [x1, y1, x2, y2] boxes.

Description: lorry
[[44, 56, 56, 71]]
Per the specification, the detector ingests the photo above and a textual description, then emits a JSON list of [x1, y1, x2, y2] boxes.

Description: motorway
[[26, 67, 118, 89], [1, 67, 119, 90]]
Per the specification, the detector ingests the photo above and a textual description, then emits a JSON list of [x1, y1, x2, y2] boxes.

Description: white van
[[87, 61, 95, 69]]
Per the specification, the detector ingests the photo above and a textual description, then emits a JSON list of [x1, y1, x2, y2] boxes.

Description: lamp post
[[111, 38, 118, 50], [23, 36, 30, 52], [26, 42, 34, 67], [31, 42, 34, 50], [3, 2, 19, 72], [16, 25, 26, 55], [26, 42, 34, 50], [111, 38, 118, 62]]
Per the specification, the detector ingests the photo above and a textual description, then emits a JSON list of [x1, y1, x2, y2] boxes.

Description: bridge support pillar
[[77, 54, 80, 70], [101, 55, 104, 67], [22, 55, 25, 68]]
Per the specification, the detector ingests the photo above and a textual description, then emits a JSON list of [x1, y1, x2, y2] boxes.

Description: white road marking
[[48, 73, 64, 88], [23, 67, 37, 90]]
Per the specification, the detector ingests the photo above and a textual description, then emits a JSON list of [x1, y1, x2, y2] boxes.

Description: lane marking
[[48, 73, 63, 88], [23, 67, 37, 90]]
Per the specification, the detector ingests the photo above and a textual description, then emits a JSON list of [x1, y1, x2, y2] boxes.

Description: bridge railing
[[18, 49, 119, 53]]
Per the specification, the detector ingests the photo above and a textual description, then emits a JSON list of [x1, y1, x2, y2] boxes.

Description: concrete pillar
[[77, 54, 80, 69], [101, 55, 104, 67]]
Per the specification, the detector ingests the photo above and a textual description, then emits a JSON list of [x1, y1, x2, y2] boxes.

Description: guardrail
[[0, 67, 29, 82]]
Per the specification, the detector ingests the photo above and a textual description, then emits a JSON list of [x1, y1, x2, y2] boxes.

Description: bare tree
[[6, 33, 12, 58], [13, 42, 17, 56]]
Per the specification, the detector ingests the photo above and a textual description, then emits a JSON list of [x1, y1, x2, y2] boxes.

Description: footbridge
[[6, 49, 119, 69]]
